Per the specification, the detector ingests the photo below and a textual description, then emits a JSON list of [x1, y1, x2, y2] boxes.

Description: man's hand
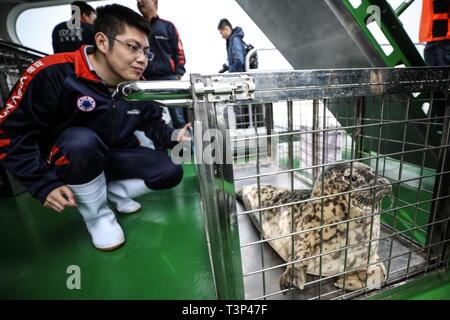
[[44, 186, 77, 213], [175, 75, 182, 80], [176, 122, 192, 142]]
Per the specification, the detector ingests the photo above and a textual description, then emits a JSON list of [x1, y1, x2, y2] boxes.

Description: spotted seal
[[237, 162, 392, 292]]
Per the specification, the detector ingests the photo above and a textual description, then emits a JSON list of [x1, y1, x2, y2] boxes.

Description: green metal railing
[[341, 0, 424, 67]]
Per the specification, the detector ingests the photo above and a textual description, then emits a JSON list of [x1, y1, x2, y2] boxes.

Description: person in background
[[52, 1, 97, 54], [420, 0, 450, 66], [137, 0, 187, 131], [218, 18, 251, 128], [217, 18, 246, 72], [1, 4, 190, 251]]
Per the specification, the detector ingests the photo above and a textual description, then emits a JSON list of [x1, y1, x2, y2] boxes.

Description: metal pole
[[312, 99, 320, 181], [245, 47, 258, 72], [264, 103, 274, 158], [427, 94, 450, 266], [189, 74, 245, 300], [394, 0, 415, 17], [115, 80, 192, 102]]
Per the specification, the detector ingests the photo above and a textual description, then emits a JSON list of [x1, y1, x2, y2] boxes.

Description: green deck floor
[[0, 164, 217, 299], [368, 269, 450, 300]]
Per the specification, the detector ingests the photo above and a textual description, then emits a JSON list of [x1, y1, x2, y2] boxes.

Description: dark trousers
[[168, 107, 188, 129], [424, 40, 450, 66], [49, 127, 183, 189]]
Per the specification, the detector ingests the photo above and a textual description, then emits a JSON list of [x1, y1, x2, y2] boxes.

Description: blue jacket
[[52, 21, 95, 53], [0, 45, 176, 204], [144, 16, 186, 80], [226, 27, 246, 72]]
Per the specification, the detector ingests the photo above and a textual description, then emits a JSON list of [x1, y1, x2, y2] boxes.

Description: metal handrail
[[244, 47, 289, 72], [394, 0, 415, 17], [0, 39, 48, 58], [244, 46, 258, 72], [115, 80, 191, 104]]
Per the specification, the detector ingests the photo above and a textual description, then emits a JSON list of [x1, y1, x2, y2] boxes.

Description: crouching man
[[0, 4, 190, 251]]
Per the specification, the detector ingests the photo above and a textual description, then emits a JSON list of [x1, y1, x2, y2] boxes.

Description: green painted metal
[[342, 0, 425, 67], [367, 269, 450, 299], [394, 0, 415, 17], [381, 183, 430, 246], [0, 164, 216, 299], [333, 95, 442, 169]]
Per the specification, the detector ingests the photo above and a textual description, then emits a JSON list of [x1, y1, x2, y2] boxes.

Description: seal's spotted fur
[[237, 162, 392, 291]]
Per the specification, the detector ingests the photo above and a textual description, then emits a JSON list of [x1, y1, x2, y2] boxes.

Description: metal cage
[[188, 67, 450, 300]]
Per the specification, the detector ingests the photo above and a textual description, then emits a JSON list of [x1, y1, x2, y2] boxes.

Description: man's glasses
[[105, 34, 155, 61]]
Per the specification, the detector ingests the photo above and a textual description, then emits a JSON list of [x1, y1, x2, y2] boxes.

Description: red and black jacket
[[0, 45, 176, 204]]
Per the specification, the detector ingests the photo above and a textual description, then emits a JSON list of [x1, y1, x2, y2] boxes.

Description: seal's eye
[[345, 175, 358, 182]]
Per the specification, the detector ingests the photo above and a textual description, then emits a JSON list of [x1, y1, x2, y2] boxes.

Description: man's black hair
[[71, 1, 96, 16], [218, 18, 232, 30], [94, 4, 151, 46]]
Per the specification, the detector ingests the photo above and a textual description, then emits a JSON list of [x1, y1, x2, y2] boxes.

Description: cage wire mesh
[[231, 87, 450, 300], [229, 103, 268, 167]]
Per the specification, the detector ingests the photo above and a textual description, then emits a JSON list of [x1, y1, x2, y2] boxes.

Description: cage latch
[[193, 75, 255, 102]]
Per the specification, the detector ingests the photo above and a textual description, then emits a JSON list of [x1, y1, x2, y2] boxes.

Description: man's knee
[[56, 127, 108, 158], [166, 164, 183, 187], [53, 127, 109, 183], [145, 163, 183, 190]]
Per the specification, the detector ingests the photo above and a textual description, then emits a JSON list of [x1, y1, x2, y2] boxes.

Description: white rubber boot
[[107, 179, 152, 213], [68, 173, 125, 251]]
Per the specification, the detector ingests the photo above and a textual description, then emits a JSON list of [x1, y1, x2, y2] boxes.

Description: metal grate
[[191, 68, 450, 300], [0, 40, 45, 104], [0, 40, 46, 195]]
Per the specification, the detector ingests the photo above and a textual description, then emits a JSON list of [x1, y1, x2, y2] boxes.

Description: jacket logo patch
[[77, 96, 96, 112], [127, 109, 141, 115]]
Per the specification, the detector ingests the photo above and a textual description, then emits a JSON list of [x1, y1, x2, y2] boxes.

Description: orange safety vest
[[420, 0, 450, 42]]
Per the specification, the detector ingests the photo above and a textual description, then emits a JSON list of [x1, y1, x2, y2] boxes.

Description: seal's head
[[313, 162, 392, 211]]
